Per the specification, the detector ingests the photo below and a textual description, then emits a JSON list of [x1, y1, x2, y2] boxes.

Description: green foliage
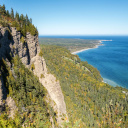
[[40, 74, 44, 78], [0, 4, 38, 36], [6, 10, 10, 17], [39, 50, 43, 57], [0, 21, 9, 27], [6, 28, 12, 40], [10, 8, 14, 19], [39, 37, 100, 53], [0, 4, 6, 15], [21, 24, 26, 37], [26, 23, 38, 36], [20, 36, 25, 45], [0, 56, 57, 127], [31, 63, 35, 71], [0, 113, 21, 128], [15, 12, 19, 22], [41, 45, 128, 127], [11, 21, 21, 31]]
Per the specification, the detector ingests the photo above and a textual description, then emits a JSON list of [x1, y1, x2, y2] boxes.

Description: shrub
[[12, 45, 15, 50], [0, 21, 8, 27], [20, 36, 24, 43], [11, 21, 21, 32], [20, 36, 26, 47], [31, 63, 35, 71], [39, 50, 43, 57], [40, 74, 44, 78]]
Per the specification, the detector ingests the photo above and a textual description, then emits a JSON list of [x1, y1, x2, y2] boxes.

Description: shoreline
[[71, 40, 112, 54]]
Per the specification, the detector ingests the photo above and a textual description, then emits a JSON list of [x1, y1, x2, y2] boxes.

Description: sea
[[40, 35, 128, 88]]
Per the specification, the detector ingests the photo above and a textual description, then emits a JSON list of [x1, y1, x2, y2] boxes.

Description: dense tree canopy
[[41, 45, 128, 127], [0, 56, 56, 127], [0, 4, 38, 36]]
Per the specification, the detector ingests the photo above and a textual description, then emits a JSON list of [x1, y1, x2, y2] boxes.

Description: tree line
[[0, 4, 38, 36]]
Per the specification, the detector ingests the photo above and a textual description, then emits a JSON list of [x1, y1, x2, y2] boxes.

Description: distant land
[[39, 36, 128, 88], [39, 37, 101, 53]]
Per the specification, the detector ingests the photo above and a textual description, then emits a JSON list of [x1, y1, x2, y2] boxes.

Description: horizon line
[[39, 34, 128, 37]]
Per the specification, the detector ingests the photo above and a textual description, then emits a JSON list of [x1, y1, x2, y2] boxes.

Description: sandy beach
[[72, 40, 112, 54]]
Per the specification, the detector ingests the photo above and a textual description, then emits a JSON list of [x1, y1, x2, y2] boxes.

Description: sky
[[0, 0, 128, 35]]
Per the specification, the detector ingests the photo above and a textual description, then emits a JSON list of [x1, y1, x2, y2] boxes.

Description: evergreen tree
[[6, 10, 10, 17], [0, 4, 6, 15], [21, 24, 26, 36], [25, 14, 29, 25], [20, 14, 24, 21], [15, 12, 19, 21], [29, 18, 32, 24], [2, 4, 6, 15], [0, 5, 2, 15], [11, 8, 14, 19]]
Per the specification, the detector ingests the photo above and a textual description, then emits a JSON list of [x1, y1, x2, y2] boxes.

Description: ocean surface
[[40, 35, 128, 88]]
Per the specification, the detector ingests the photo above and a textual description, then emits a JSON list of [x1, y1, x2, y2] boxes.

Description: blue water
[[76, 36, 128, 88], [40, 35, 128, 88]]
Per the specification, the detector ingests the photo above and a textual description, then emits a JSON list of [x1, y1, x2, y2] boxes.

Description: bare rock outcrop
[[6, 97, 18, 118], [31, 55, 68, 125], [0, 26, 40, 65]]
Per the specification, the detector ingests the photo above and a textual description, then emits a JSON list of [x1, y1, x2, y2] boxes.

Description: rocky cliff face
[[31, 55, 68, 125], [0, 26, 68, 126], [0, 26, 40, 65]]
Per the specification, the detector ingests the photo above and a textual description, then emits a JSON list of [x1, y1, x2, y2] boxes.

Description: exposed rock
[[0, 26, 40, 65], [6, 97, 18, 118], [31, 55, 68, 125], [0, 26, 40, 118], [0, 26, 68, 126]]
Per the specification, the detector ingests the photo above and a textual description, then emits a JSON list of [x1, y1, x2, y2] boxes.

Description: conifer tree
[[11, 8, 14, 19], [29, 18, 32, 24], [2, 4, 6, 15], [6, 10, 10, 17], [25, 14, 29, 25], [15, 12, 19, 21], [0, 5, 1, 13], [21, 24, 26, 36], [0, 4, 6, 15]]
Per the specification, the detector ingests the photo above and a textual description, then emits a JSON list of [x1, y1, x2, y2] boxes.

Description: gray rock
[[0, 26, 68, 126]]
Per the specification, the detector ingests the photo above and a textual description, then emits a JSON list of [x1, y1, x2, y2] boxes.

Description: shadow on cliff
[[0, 27, 32, 102], [24, 42, 30, 65], [0, 27, 15, 102]]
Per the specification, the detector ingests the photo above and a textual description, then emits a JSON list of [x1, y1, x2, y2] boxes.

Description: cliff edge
[[0, 26, 68, 126]]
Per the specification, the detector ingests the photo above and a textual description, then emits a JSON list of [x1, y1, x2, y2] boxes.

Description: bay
[[40, 35, 128, 88], [76, 36, 128, 88]]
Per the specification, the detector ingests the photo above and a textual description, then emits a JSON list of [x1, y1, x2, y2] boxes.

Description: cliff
[[0, 26, 68, 126], [0, 26, 40, 65]]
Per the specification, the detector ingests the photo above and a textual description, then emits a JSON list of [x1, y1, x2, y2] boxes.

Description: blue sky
[[0, 0, 128, 35]]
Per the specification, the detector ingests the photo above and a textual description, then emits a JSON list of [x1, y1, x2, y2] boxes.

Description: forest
[[0, 4, 38, 36], [0, 56, 58, 127], [40, 44, 128, 127], [39, 37, 100, 53]]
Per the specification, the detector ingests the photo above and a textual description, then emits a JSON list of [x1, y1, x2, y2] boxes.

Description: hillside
[[0, 5, 67, 127], [0, 4, 128, 128], [40, 44, 128, 127]]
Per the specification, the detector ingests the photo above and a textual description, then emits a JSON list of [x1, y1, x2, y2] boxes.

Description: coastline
[[71, 40, 112, 54]]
